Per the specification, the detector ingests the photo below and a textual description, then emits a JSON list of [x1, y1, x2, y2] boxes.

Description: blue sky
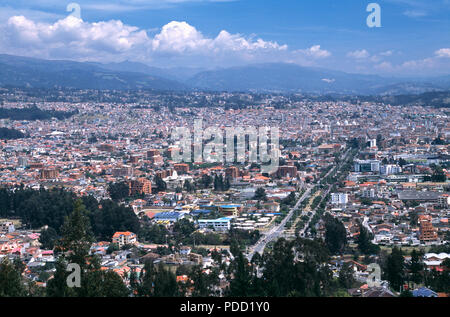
[[0, 0, 449, 76]]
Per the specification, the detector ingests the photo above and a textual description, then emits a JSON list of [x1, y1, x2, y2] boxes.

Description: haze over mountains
[[1, 54, 449, 95]]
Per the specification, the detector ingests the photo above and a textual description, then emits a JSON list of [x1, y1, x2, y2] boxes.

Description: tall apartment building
[[40, 169, 59, 179], [174, 163, 190, 174], [112, 166, 133, 177], [331, 193, 349, 205], [149, 155, 164, 166], [277, 166, 298, 178], [419, 216, 438, 242], [225, 166, 239, 179], [147, 149, 160, 159], [18, 156, 29, 168], [380, 164, 402, 175], [129, 155, 141, 164], [354, 160, 380, 173], [98, 144, 115, 152], [127, 178, 152, 196]]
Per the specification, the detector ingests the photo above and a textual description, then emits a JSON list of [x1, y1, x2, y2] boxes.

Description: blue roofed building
[[154, 211, 185, 223], [412, 287, 438, 297], [191, 209, 213, 216], [198, 217, 234, 232]]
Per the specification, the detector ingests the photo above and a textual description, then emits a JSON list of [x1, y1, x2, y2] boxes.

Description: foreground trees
[[324, 214, 347, 255], [47, 200, 130, 297], [226, 238, 338, 297], [0, 187, 139, 242], [0, 258, 27, 297], [132, 260, 181, 297], [384, 247, 405, 292], [356, 222, 380, 255]]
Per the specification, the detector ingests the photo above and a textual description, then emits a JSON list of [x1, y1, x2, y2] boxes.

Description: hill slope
[[0, 55, 187, 91], [188, 63, 448, 95]]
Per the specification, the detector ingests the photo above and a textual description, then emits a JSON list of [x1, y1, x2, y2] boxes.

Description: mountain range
[[1, 54, 449, 95]]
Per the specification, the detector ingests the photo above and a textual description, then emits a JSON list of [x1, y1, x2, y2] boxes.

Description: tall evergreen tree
[[0, 258, 27, 297], [253, 188, 267, 201], [57, 199, 93, 270], [228, 252, 253, 297], [409, 249, 423, 285], [385, 247, 405, 291], [324, 214, 347, 255], [356, 222, 379, 255]]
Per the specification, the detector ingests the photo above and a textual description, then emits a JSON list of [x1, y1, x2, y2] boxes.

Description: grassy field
[[380, 245, 432, 254], [348, 243, 432, 255]]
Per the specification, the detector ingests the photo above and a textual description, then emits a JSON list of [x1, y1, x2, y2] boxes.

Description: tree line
[[0, 186, 139, 244]]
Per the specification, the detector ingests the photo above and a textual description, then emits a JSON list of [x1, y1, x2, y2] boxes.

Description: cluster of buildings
[[0, 89, 449, 295]]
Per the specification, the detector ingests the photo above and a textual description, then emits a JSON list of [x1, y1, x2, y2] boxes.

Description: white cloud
[[374, 61, 394, 71], [435, 48, 450, 58], [347, 49, 370, 59], [401, 57, 435, 70], [296, 45, 331, 59], [152, 21, 210, 53], [2, 15, 149, 60], [0, 15, 288, 65], [379, 50, 393, 57], [151, 21, 287, 54]]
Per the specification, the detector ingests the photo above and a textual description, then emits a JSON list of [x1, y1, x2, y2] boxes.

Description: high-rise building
[[147, 149, 160, 159], [277, 166, 298, 178], [174, 163, 190, 174], [127, 178, 152, 196], [112, 166, 133, 177], [419, 216, 438, 242], [225, 166, 239, 179], [40, 169, 59, 179], [331, 193, 349, 205], [18, 156, 28, 168], [354, 160, 380, 173]]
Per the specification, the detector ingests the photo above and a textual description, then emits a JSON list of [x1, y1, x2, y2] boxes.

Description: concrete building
[[419, 216, 438, 242], [331, 193, 349, 205], [128, 178, 152, 196], [354, 160, 380, 173], [198, 217, 233, 232], [112, 231, 137, 247]]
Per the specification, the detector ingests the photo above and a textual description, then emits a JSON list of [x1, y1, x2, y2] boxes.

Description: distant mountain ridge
[[188, 63, 450, 95], [0, 55, 187, 91], [0, 54, 449, 95]]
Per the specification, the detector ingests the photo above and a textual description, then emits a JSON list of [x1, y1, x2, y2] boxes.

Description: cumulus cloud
[[0, 15, 290, 65], [435, 48, 450, 58], [374, 61, 394, 71], [347, 49, 370, 59], [401, 58, 435, 70], [2, 15, 149, 60], [379, 50, 393, 57], [151, 21, 287, 54], [297, 45, 331, 59]]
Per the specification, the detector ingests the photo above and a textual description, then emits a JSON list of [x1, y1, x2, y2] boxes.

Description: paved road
[[246, 184, 312, 260], [298, 149, 352, 237], [246, 149, 354, 260]]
